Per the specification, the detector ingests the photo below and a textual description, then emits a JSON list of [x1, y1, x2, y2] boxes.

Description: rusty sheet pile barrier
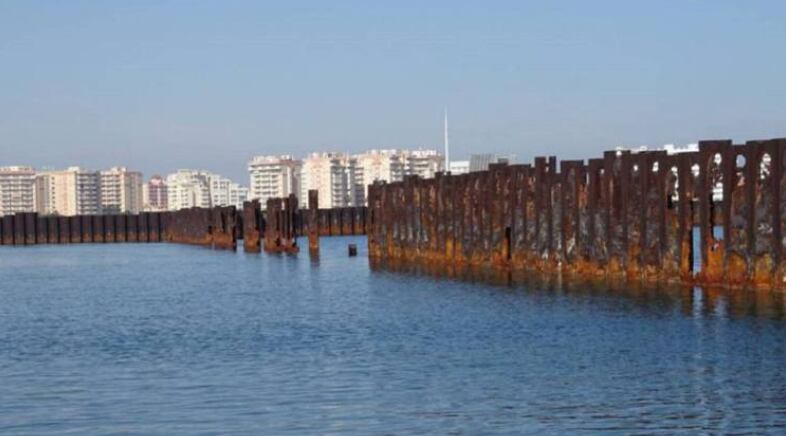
[[162, 206, 238, 250], [239, 191, 367, 254], [0, 212, 165, 245], [263, 195, 299, 253], [307, 190, 320, 253], [0, 201, 368, 252], [366, 138, 786, 289], [0, 207, 238, 250]]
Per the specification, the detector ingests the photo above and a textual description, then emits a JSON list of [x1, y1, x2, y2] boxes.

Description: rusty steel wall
[[0, 208, 227, 250], [163, 206, 237, 250], [242, 200, 263, 253], [307, 190, 320, 253], [264, 195, 298, 253], [367, 138, 786, 289], [294, 205, 368, 239], [0, 202, 363, 251]]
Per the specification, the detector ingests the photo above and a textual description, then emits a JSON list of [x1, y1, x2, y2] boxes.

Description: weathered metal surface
[[163, 206, 237, 250], [329, 208, 342, 237], [138, 213, 149, 243], [23, 213, 37, 245], [116, 215, 128, 242], [264, 197, 297, 253], [126, 214, 138, 242], [69, 216, 81, 243], [367, 137, 786, 289], [36, 215, 48, 244], [341, 207, 353, 235], [81, 215, 93, 243], [13, 213, 26, 245], [243, 200, 263, 252], [307, 190, 319, 253], [149, 212, 162, 242], [93, 215, 105, 243]]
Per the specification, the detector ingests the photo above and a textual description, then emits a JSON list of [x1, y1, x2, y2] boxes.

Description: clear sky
[[1, 1, 785, 182]]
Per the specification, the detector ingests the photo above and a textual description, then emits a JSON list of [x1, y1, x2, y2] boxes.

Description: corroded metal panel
[[47, 216, 59, 244], [14, 214, 25, 245], [363, 137, 786, 289], [81, 215, 93, 243], [149, 212, 162, 243], [105, 214, 116, 242], [138, 213, 149, 243], [126, 214, 138, 242], [36, 215, 48, 244], [115, 215, 127, 243], [23, 213, 37, 245], [69, 216, 81, 243], [244, 200, 262, 252], [93, 215, 105, 243]]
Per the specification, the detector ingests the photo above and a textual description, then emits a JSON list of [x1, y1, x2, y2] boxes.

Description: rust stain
[[367, 137, 786, 290]]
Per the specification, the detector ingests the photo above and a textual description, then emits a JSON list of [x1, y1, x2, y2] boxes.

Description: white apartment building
[[209, 173, 249, 209], [142, 175, 168, 211], [299, 149, 444, 206], [229, 184, 249, 210], [100, 166, 143, 214], [35, 167, 102, 216], [165, 170, 212, 210], [247, 155, 301, 205], [165, 170, 249, 211], [354, 149, 406, 204], [300, 152, 363, 208], [404, 149, 444, 179], [0, 166, 37, 216]]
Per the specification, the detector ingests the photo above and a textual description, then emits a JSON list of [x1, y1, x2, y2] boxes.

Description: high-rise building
[[100, 166, 143, 214], [247, 155, 301, 205], [228, 184, 249, 210], [208, 173, 248, 209], [143, 175, 168, 211], [354, 149, 405, 204], [165, 170, 248, 211], [300, 152, 362, 208], [35, 167, 101, 216], [0, 166, 37, 216], [165, 170, 212, 210], [404, 149, 444, 179]]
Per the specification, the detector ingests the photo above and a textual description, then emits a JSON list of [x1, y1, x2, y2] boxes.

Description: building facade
[[209, 173, 248, 209], [404, 149, 444, 179], [143, 175, 168, 211], [354, 149, 405, 204], [296, 149, 444, 206], [35, 167, 102, 216], [100, 166, 143, 214], [300, 152, 362, 208], [165, 170, 212, 210], [0, 166, 37, 216], [165, 170, 249, 211], [247, 155, 301, 205]]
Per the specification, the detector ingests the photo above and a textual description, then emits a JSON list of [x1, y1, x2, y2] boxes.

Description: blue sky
[[1, 1, 785, 181]]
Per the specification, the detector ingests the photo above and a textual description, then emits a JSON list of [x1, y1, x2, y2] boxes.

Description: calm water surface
[[2, 237, 786, 434]]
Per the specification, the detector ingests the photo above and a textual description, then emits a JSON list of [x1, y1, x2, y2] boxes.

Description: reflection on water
[[370, 258, 786, 321], [2, 237, 786, 434]]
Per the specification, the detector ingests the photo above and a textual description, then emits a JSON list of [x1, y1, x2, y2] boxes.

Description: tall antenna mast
[[443, 108, 449, 172]]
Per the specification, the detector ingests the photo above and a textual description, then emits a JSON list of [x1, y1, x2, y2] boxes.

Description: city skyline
[[3, 2, 785, 183], [0, 147, 448, 215]]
